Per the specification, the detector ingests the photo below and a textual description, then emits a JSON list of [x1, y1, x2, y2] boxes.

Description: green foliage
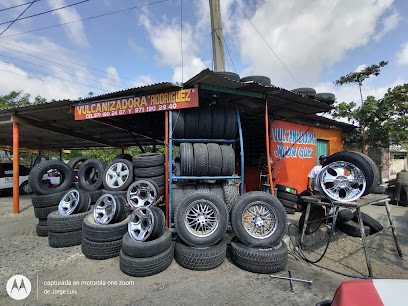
[[334, 61, 388, 86], [0, 90, 49, 109]]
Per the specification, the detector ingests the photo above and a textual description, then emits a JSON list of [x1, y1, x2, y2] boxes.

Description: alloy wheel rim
[[128, 207, 154, 241], [242, 201, 277, 239], [58, 189, 80, 216], [127, 180, 157, 208], [184, 200, 219, 238], [93, 194, 117, 224], [105, 162, 130, 189]]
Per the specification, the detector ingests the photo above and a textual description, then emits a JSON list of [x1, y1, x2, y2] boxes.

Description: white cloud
[[396, 42, 408, 65], [48, 0, 89, 47], [129, 75, 153, 88], [99, 66, 122, 92], [128, 38, 147, 55], [373, 11, 400, 42], [355, 64, 367, 72]]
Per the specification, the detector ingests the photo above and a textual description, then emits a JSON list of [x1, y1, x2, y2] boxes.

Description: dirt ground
[[0, 194, 407, 305]]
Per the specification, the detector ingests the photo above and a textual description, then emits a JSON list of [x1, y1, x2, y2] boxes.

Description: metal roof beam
[[199, 83, 266, 98], [11, 114, 126, 149]]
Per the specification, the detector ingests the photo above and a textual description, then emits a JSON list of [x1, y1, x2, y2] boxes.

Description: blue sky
[[0, 0, 407, 106]]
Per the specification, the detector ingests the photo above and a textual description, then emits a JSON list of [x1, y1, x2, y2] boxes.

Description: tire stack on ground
[[133, 153, 165, 197], [335, 209, 383, 238], [275, 183, 299, 214], [28, 160, 74, 237], [47, 189, 92, 248], [120, 206, 174, 276], [81, 194, 129, 259], [230, 192, 288, 274]]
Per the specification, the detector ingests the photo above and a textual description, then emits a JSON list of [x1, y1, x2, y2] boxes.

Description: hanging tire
[[175, 191, 228, 247], [119, 244, 174, 277], [180, 143, 194, 176], [103, 159, 134, 191], [82, 214, 130, 242], [48, 210, 91, 233], [298, 204, 325, 235], [132, 153, 165, 168], [207, 143, 222, 176], [231, 239, 288, 274], [133, 165, 165, 178], [352, 211, 383, 234], [220, 145, 235, 175], [222, 181, 240, 213], [113, 154, 133, 162], [32, 190, 69, 208], [224, 107, 237, 139], [48, 230, 82, 248], [193, 143, 209, 176], [81, 237, 123, 260], [122, 227, 172, 258], [171, 110, 185, 139], [29, 160, 74, 195], [78, 159, 107, 191], [36, 224, 48, 237], [34, 205, 58, 219], [216, 71, 240, 82], [175, 237, 226, 271], [184, 108, 199, 139], [240, 75, 271, 86], [211, 105, 225, 139], [198, 106, 212, 138], [337, 220, 370, 237]]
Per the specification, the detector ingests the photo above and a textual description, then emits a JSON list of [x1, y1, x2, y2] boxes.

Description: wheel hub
[[242, 202, 277, 239], [128, 207, 154, 241], [93, 194, 117, 224], [127, 180, 158, 208], [185, 200, 219, 237], [58, 189, 80, 216]]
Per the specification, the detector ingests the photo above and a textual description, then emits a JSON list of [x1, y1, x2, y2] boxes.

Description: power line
[[0, 0, 43, 13], [0, 0, 38, 37], [0, 0, 91, 26], [0, 0, 170, 39], [233, 0, 301, 87]]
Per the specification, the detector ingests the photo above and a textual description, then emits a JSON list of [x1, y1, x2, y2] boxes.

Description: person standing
[[395, 170, 408, 205], [307, 155, 327, 194]]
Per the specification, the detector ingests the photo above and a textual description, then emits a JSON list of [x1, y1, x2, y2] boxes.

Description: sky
[[0, 0, 407, 107]]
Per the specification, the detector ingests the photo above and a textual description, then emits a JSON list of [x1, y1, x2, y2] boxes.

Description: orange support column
[[164, 111, 169, 227], [13, 122, 20, 214]]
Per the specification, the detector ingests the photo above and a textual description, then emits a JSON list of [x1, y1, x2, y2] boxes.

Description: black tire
[[231, 192, 287, 247], [184, 108, 199, 139], [119, 244, 174, 277], [78, 159, 107, 191], [38, 218, 47, 226], [316, 93, 335, 105], [67, 156, 88, 170], [276, 191, 298, 202], [224, 107, 237, 139], [32, 190, 69, 208], [157, 186, 165, 196], [209, 184, 224, 202], [285, 207, 296, 214], [198, 106, 212, 138], [291, 87, 316, 98], [193, 143, 208, 176], [84, 190, 103, 203], [113, 154, 133, 162], [337, 209, 354, 223], [207, 143, 222, 176], [150, 206, 165, 240], [72, 190, 91, 214], [81, 237, 122, 260], [82, 215, 130, 242], [196, 183, 210, 191], [352, 211, 383, 234], [175, 237, 226, 271], [337, 220, 370, 237], [175, 191, 228, 247], [134, 174, 165, 187], [133, 165, 165, 178], [34, 205, 58, 219], [171, 187, 185, 222], [323, 151, 378, 196], [29, 160, 74, 195], [19, 181, 32, 195], [222, 181, 239, 213], [216, 71, 240, 82], [101, 189, 127, 198], [220, 145, 235, 175], [372, 186, 386, 194], [240, 75, 271, 86], [48, 230, 82, 248], [132, 153, 165, 168], [36, 223, 48, 237], [103, 159, 134, 191], [231, 239, 288, 274], [180, 143, 194, 176], [278, 198, 297, 210], [122, 227, 172, 258], [298, 204, 325, 235], [47, 210, 91, 233], [354, 152, 380, 194], [171, 110, 185, 139], [211, 105, 225, 139], [275, 184, 298, 195]]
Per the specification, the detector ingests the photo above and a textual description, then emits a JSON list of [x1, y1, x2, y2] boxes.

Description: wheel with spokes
[[93, 194, 126, 224], [175, 191, 228, 247], [128, 207, 155, 242], [127, 180, 158, 208], [231, 192, 286, 247], [103, 159, 133, 191], [318, 161, 366, 202], [58, 189, 90, 215]]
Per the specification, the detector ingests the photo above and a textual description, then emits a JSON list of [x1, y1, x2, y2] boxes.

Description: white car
[[0, 163, 31, 195]]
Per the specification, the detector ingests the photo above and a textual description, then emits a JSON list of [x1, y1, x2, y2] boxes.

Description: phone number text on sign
[[75, 88, 198, 120]]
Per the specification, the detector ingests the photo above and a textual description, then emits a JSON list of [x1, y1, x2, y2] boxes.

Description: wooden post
[[13, 122, 19, 214]]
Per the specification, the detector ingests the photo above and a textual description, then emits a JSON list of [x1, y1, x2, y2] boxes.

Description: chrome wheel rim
[[93, 194, 117, 224], [318, 161, 366, 202], [58, 189, 80, 216], [242, 201, 277, 239], [105, 162, 130, 189], [128, 207, 154, 241], [127, 180, 157, 208], [184, 200, 219, 238]]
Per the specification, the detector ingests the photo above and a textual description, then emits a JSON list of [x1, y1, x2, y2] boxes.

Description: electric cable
[[0, 1, 43, 13], [222, 35, 236, 73], [0, 0, 91, 26], [0, 0, 38, 37]]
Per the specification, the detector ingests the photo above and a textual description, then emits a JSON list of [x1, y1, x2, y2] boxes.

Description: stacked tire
[[275, 184, 299, 214], [120, 207, 174, 276], [336, 210, 383, 238], [230, 192, 288, 274], [133, 153, 165, 196]]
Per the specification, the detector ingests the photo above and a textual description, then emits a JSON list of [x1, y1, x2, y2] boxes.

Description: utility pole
[[209, 0, 226, 72]]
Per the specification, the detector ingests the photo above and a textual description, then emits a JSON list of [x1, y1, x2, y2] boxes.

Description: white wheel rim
[[58, 189, 80, 216], [93, 194, 117, 224], [127, 180, 157, 208], [128, 207, 154, 241], [105, 162, 130, 189]]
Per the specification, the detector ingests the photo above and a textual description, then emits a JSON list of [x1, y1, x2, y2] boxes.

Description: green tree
[[0, 90, 49, 109]]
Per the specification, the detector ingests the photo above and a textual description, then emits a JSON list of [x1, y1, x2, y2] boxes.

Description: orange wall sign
[[74, 88, 199, 120]]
